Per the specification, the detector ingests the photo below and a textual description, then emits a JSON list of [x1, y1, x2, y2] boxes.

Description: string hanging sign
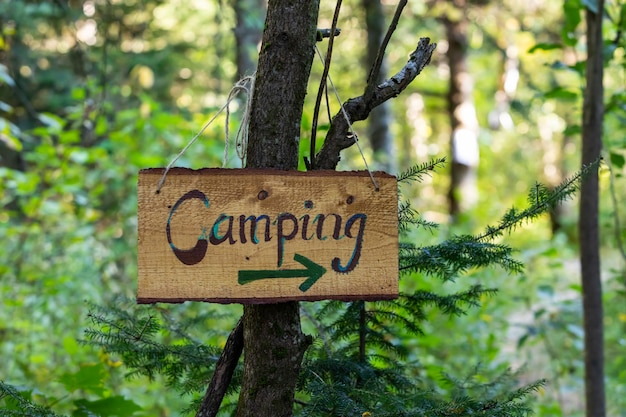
[[138, 78, 398, 304]]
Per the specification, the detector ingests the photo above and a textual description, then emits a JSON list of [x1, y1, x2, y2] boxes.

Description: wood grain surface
[[138, 168, 398, 303]]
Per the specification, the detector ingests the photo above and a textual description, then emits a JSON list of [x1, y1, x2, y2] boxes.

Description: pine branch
[[397, 159, 446, 233], [399, 163, 596, 283], [400, 236, 523, 279], [477, 161, 598, 241], [298, 356, 541, 417], [398, 200, 439, 233], [397, 157, 447, 183], [83, 300, 222, 393], [0, 381, 61, 417]]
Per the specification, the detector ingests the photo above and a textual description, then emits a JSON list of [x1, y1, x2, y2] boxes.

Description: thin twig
[[309, 0, 342, 170], [315, 37, 436, 170], [133, 315, 153, 341], [324, 81, 332, 128], [364, 0, 408, 101], [196, 319, 244, 417], [358, 301, 366, 363]]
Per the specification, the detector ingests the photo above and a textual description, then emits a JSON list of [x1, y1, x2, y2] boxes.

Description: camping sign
[[137, 168, 398, 304]]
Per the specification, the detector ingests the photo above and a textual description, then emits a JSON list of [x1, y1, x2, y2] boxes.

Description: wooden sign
[[137, 168, 398, 304]]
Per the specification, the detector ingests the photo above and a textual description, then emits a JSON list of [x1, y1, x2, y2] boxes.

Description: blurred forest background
[[1, 0, 625, 416]]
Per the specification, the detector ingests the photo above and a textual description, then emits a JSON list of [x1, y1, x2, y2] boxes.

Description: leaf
[[72, 396, 142, 417], [610, 151, 625, 169], [549, 60, 585, 75], [569, 284, 583, 293], [563, 124, 582, 136], [63, 336, 80, 355], [69, 149, 90, 164], [528, 43, 562, 53], [517, 333, 529, 349], [0, 119, 22, 151], [569, 61, 586, 75], [562, 0, 582, 46], [71, 87, 86, 100], [543, 87, 579, 101], [59, 363, 106, 395], [604, 43, 618, 61]]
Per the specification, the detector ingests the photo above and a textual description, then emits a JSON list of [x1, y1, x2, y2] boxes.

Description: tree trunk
[[234, 1, 319, 415], [233, 0, 266, 78], [580, 1, 605, 416], [362, 0, 395, 172], [444, 0, 479, 218]]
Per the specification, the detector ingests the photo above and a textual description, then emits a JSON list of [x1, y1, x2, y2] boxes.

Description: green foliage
[[397, 161, 600, 282], [297, 360, 544, 417], [72, 396, 142, 417], [2, 0, 625, 415], [396, 157, 447, 184], [0, 2, 227, 414], [83, 298, 233, 397], [56, 160, 587, 417], [0, 381, 61, 417], [0, 369, 142, 417], [288, 162, 591, 416], [480, 163, 595, 240]]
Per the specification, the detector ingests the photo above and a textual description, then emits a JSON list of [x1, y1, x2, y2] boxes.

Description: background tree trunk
[[234, 1, 319, 415], [233, 0, 266, 78], [580, 1, 605, 416], [362, 0, 395, 172], [444, 0, 479, 218]]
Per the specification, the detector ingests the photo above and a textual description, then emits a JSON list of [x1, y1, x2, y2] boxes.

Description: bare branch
[[364, 0, 408, 101], [196, 319, 243, 417], [308, 0, 342, 170], [316, 28, 341, 41], [315, 37, 436, 170]]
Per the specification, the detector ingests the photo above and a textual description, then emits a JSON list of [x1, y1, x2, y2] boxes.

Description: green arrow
[[238, 254, 327, 292]]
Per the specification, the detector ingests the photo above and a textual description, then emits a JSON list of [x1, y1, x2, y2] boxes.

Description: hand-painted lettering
[[300, 200, 315, 241], [210, 214, 237, 245], [165, 191, 368, 273], [331, 213, 366, 273], [277, 213, 298, 266], [313, 213, 343, 241], [166, 190, 210, 265], [239, 214, 271, 244]]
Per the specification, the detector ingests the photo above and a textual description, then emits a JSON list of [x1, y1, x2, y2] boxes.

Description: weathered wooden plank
[[137, 168, 398, 303]]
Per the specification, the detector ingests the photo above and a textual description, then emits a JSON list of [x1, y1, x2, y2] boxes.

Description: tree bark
[[580, 1, 605, 416], [235, 1, 319, 415], [443, 0, 479, 218], [195, 5, 268, 414], [243, 0, 319, 171]]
